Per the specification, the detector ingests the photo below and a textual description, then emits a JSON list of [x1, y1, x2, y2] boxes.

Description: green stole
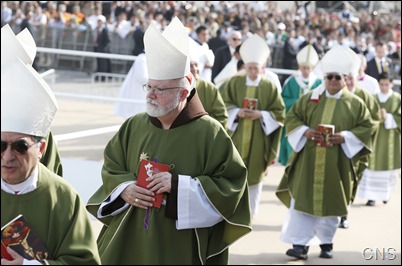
[[240, 86, 257, 162], [313, 98, 337, 216]]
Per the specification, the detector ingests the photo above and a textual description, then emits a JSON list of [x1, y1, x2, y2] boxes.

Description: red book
[[242, 98, 258, 110], [1, 214, 49, 261], [1, 240, 13, 260], [317, 124, 335, 148], [137, 159, 170, 208]]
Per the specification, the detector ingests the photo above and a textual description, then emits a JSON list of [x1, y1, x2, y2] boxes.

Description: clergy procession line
[[2, 13, 400, 266]]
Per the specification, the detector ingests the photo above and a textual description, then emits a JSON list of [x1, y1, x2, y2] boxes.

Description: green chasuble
[[276, 88, 373, 217], [41, 131, 63, 177], [279, 75, 322, 166], [86, 93, 251, 265], [353, 87, 382, 180], [1, 164, 101, 265], [196, 78, 229, 128], [220, 75, 286, 186], [369, 92, 401, 170]]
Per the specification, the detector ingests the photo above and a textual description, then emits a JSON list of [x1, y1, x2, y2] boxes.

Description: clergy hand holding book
[[304, 125, 345, 147], [1, 214, 49, 262], [238, 98, 261, 120], [120, 158, 171, 210], [136, 159, 170, 209], [317, 124, 335, 147]]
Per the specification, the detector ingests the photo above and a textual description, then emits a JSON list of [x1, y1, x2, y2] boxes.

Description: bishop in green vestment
[[279, 45, 322, 166], [87, 17, 251, 265], [220, 34, 285, 216], [344, 50, 382, 183], [1, 25, 63, 177], [276, 46, 373, 260], [190, 60, 228, 128], [41, 131, 63, 176], [1, 57, 100, 265], [337, 49, 382, 228], [1, 165, 101, 265]]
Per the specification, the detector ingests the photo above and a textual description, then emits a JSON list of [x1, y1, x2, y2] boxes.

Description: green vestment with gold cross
[[276, 88, 373, 217]]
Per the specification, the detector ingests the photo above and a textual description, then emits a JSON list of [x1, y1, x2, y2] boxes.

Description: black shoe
[[319, 250, 333, 258], [319, 244, 333, 259], [366, 200, 375, 206], [383, 201, 388, 204], [338, 216, 349, 229], [286, 245, 308, 260]]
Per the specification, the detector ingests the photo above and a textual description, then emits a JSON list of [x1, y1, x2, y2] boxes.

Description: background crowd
[[1, 1, 401, 86]]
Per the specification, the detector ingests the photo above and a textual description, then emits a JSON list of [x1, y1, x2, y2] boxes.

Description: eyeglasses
[[232, 38, 241, 41], [143, 84, 182, 95], [326, 74, 342, 81], [1, 140, 39, 155]]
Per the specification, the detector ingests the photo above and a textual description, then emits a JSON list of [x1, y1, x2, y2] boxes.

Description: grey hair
[[177, 74, 196, 95], [32, 135, 44, 143]]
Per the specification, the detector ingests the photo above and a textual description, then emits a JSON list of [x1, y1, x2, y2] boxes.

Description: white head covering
[[321, 45, 353, 75], [343, 47, 361, 76], [1, 24, 36, 69], [144, 17, 190, 80], [297, 44, 319, 67], [213, 59, 238, 88], [188, 36, 202, 64], [1, 58, 58, 137], [240, 34, 270, 66]]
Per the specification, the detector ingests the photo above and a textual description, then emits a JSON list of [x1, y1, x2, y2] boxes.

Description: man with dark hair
[[208, 29, 227, 54], [357, 72, 401, 206], [211, 30, 242, 83], [276, 46, 373, 260], [1, 24, 63, 176], [365, 42, 392, 80], [1, 24, 101, 265]]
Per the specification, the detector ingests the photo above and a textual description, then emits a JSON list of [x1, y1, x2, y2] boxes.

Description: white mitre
[[297, 44, 319, 67], [343, 47, 361, 76], [1, 58, 58, 137], [321, 45, 353, 75], [144, 17, 190, 80], [1, 24, 36, 69], [240, 34, 270, 66]]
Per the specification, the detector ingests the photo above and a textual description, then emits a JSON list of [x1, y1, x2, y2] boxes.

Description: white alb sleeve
[[287, 125, 309, 152], [176, 175, 223, 230], [97, 181, 134, 218], [340, 131, 364, 158], [260, 110, 281, 135]]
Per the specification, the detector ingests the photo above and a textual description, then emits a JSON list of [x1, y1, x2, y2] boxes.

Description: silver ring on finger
[[312, 137, 315, 141], [134, 198, 139, 203]]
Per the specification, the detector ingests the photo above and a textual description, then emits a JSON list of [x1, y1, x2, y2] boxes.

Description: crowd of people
[[1, 1, 401, 80], [1, 1, 401, 265]]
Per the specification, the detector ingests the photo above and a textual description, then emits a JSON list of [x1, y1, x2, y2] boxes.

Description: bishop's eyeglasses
[[143, 84, 182, 95]]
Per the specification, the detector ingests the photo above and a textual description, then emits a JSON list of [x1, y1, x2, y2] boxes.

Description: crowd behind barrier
[[4, 23, 289, 75], [2, 1, 401, 91], [8, 23, 136, 74]]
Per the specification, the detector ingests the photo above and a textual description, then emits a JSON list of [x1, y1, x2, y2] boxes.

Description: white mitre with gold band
[[1, 58, 58, 137], [240, 34, 270, 66], [144, 17, 190, 80], [321, 45, 353, 75], [1, 24, 36, 69], [297, 44, 319, 67]]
